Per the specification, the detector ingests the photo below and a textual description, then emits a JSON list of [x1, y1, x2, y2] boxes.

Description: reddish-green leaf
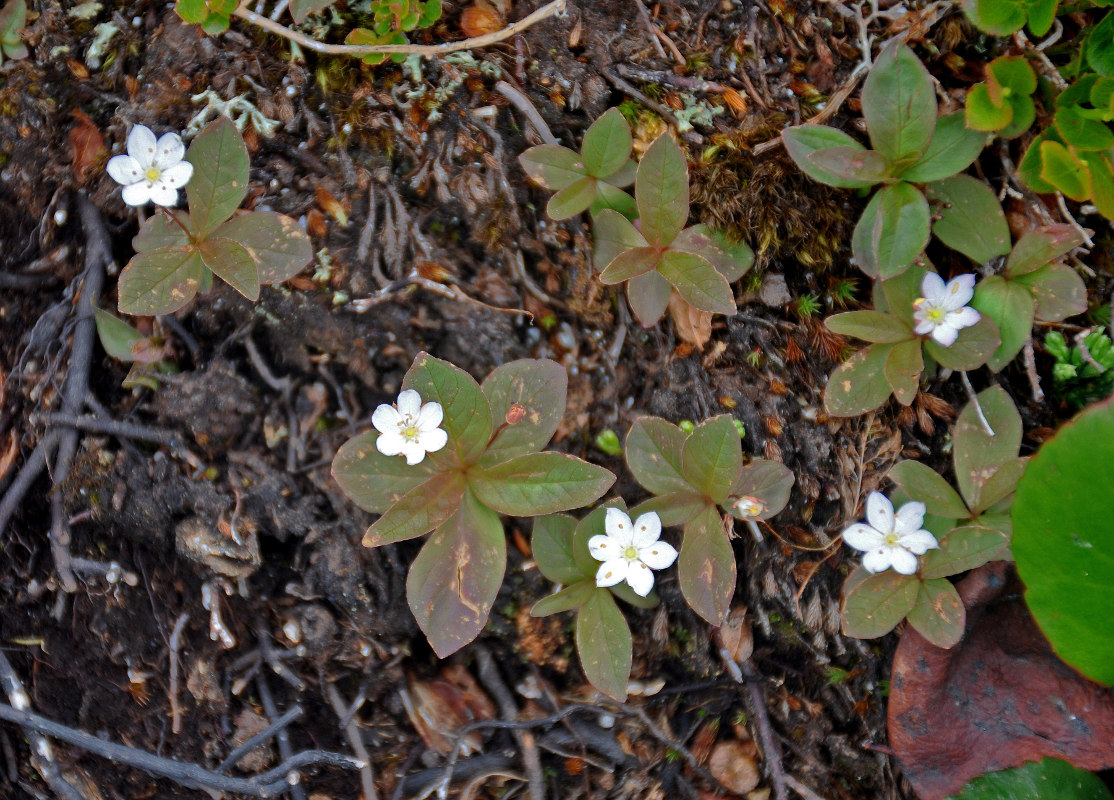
[[906, 578, 965, 648], [531, 514, 584, 584], [922, 315, 1000, 371], [681, 415, 743, 503], [921, 522, 1011, 579], [672, 225, 754, 283], [826, 311, 914, 344], [547, 176, 597, 220], [782, 125, 875, 188], [133, 211, 191, 252], [599, 246, 661, 284], [840, 567, 919, 639], [94, 307, 146, 363], [593, 208, 648, 269], [852, 182, 931, 279], [403, 353, 491, 465], [728, 460, 794, 520], [212, 211, 312, 284], [965, 83, 1014, 132], [186, 116, 250, 237], [1005, 225, 1085, 277], [1014, 264, 1087, 322], [118, 245, 204, 316], [592, 182, 638, 219], [469, 452, 615, 516], [973, 458, 1027, 515], [861, 40, 937, 163], [531, 579, 595, 616], [1080, 150, 1114, 218], [625, 417, 691, 495], [888, 460, 969, 519], [198, 237, 259, 300], [630, 492, 709, 527], [805, 146, 891, 184], [582, 107, 632, 178], [953, 385, 1022, 511], [885, 338, 924, 406], [576, 589, 632, 701], [518, 144, 585, 191], [479, 359, 566, 466], [657, 251, 735, 315], [971, 275, 1034, 371], [626, 270, 672, 327], [361, 470, 466, 547], [898, 112, 988, 182], [407, 490, 506, 657], [679, 504, 734, 625], [824, 343, 895, 417], [636, 134, 689, 247], [332, 430, 438, 514], [927, 175, 1011, 264]]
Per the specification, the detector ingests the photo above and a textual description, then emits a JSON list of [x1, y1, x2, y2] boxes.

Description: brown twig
[[739, 661, 789, 800], [474, 646, 545, 800], [494, 81, 558, 146], [255, 675, 309, 800], [324, 683, 379, 800], [631, 0, 684, 65], [604, 69, 704, 144], [615, 64, 729, 94], [1022, 340, 1044, 402]]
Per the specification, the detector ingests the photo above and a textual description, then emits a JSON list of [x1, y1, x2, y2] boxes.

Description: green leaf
[[961, 0, 1026, 35], [581, 108, 632, 178], [403, 353, 492, 465], [625, 417, 692, 495], [479, 359, 566, 466], [531, 514, 584, 584], [331, 430, 437, 514], [679, 504, 735, 625], [576, 589, 632, 701], [603, 158, 638, 189], [805, 147, 891, 184], [921, 522, 1011, 579], [599, 246, 662, 284], [852, 182, 931, 279], [840, 567, 919, 639], [609, 580, 660, 609], [117, 246, 204, 316], [133, 211, 191, 252], [631, 492, 709, 527], [781, 125, 876, 188], [185, 117, 250, 238], [657, 251, 735, 315], [728, 460, 795, 520], [1026, 0, 1057, 35], [591, 182, 638, 219], [826, 311, 913, 344], [361, 470, 466, 547], [1012, 398, 1114, 686], [1005, 225, 1085, 277], [531, 579, 595, 616], [824, 343, 896, 417], [626, 270, 672, 327], [407, 490, 506, 658], [1086, 10, 1114, 78], [922, 314, 1001, 371], [469, 452, 615, 516], [681, 415, 743, 503], [547, 176, 598, 220], [899, 112, 989, 182], [1079, 150, 1114, 218], [885, 338, 924, 406], [518, 144, 586, 191], [1015, 263, 1087, 322], [0, 0, 27, 60], [953, 385, 1022, 511], [875, 265, 927, 317], [1054, 104, 1114, 151], [672, 225, 754, 283], [965, 84, 1014, 132], [1039, 140, 1092, 201], [888, 460, 969, 519], [211, 211, 312, 284], [950, 758, 1114, 800], [973, 458, 1027, 515], [1017, 131, 1058, 193], [926, 175, 1011, 264], [861, 40, 937, 163], [198, 237, 259, 300], [94, 307, 146, 362], [289, 0, 335, 22], [636, 134, 690, 247], [571, 500, 625, 577], [593, 208, 648, 268], [970, 275, 1035, 371], [906, 578, 965, 648]]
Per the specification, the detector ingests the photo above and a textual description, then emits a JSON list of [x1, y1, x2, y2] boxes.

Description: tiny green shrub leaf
[[921, 522, 1011, 579], [961, 0, 1026, 36], [469, 452, 615, 516], [531, 579, 596, 616], [953, 386, 1022, 511], [826, 311, 913, 344], [852, 182, 931, 279], [861, 40, 937, 163], [1005, 225, 1085, 277], [531, 514, 583, 584], [185, 116, 250, 237], [198, 237, 259, 301], [965, 84, 1014, 132], [637, 134, 690, 247], [1054, 104, 1114, 151], [840, 567, 919, 639], [0, 0, 28, 61], [581, 107, 633, 178], [518, 145, 586, 191], [1039, 140, 1092, 201], [906, 578, 965, 648], [212, 211, 314, 284], [888, 460, 969, 519], [94, 307, 147, 362], [949, 757, 1114, 800], [926, 176, 1011, 264], [679, 504, 734, 625], [625, 417, 691, 495], [479, 359, 566, 465], [576, 589, 632, 701], [898, 112, 988, 182], [824, 344, 896, 417], [289, 0, 336, 23], [656, 251, 735, 315], [403, 353, 492, 465], [332, 430, 437, 513], [971, 275, 1035, 371], [117, 246, 205, 316], [361, 470, 466, 547], [681, 415, 743, 503], [1087, 11, 1114, 78]]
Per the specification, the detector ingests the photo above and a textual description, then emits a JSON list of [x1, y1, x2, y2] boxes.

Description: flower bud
[[505, 403, 526, 424], [734, 496, 764, 518]]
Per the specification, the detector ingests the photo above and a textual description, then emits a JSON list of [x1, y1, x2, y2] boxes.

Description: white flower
[[106, 124, 194, 207], [371, 389, 448, 466], [589, 509, 678, 597], [912, 272, 981, 347], [841, 491, 939, 575], [734, 496, 765, 518]]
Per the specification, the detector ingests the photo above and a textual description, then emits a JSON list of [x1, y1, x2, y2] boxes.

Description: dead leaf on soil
[[0, 431, 18, 484], [708, 739, 761, 795], [402, 666, 496, 756], [717, 606, 754, 665], [669, 293, 713, 350], [888, 562, 1114, 800], [69, 109, 106, 187], [461, 1, 504, 37]]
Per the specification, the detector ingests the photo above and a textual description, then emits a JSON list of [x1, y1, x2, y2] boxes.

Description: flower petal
[[919, 271, 946, 304], [942, 274, 976, 310], [396, 389, 422, 419], [372, 403, 402, 434], [893, 501, 926, 535], [147, 182, 179, 207], [120, 181, 152, 207], [416, 401, 444, 431], [630, 512, 661, 547], [420, 427, 448, 454], [604, 507, 634, 546], [375, 430, 406, 457], [889, 547, 919, 575], [913, 318, 936, 336], [595, 558, 629, 588], [861, 548, 893, 573], [638, 540, 678, 569], [947, 306, 980, 330], [126, 125, 158, 168], [106, 155, 143, 186], [153, 132, 186, 169], [401, 440, 427, 465], [588, 534, 616, 561], [898, 529, 939, 555], [626, 561, 655, 596], [158, 161, 194, 189], [841, 522, 884, 552], [865, 491, 895, 535], [931, 322, 960, 347]]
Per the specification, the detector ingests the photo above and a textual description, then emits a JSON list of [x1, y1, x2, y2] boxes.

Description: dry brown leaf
[[708, 740, 761, 794], [0, 432, 18, 483], [69, 110, 106, 187], [717, 606, 754, 664], [669, 293, 712, 350], [461, 1, 504, 37]]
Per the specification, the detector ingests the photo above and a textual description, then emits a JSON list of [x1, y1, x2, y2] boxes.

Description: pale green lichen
[[187, 90, 281, 138]]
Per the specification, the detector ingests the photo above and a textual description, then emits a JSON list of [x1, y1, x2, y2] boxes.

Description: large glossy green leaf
[[331, 430, 438, 513], [1014, 264, 1087, 322], [1005, 225, 1085, 277], [971, 275, 1035, 371], [679, 504, 734, 625], [852, 182, 931, 279], [407, 490, 506, 658], [1012, 398, 1114, 686], [625, 417, 691, 495], [899, 112, 988, 182], [581, 107, 632, 178], [906, 578, 965, 648], [657, 251, 735, 315], [927, 176, 1011, 264], [888, 460, 969, 519], [922, 315, 1000, 371], [826, 311, 914, 344], [949, 758, 1114, 800], [118, 246, 204, 316], [211, 211, 312, 284], [681, 415, 743, 503], [198, 237, 259, 301], [636, 134, 689, 247], [728, 460, 794, 520], [592, 208, 648, 269], [840, 567, 919, 639], [576, 589, 632, 701], [531, 514, 583, 584], [884, 338, 924, 406], [824, 343, 895, 417], [953, 385, 1022, 511], [361, 470, 466, 547], [921, 522, 1011, 579], [480, 359, 566, 466], [672, 225, 754, 283], [518, 144, 585, 191], [531, 579, 595, 616], [781, 125, 876, 188], [469, 452, 615, 516], [861, 40, 937, 163], [626, 269, 672, 327], [186, 116, 250, 238], [403, 353, 492, 465]]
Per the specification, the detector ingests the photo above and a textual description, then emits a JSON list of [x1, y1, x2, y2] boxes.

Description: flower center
[[622, 545, 640, 560], [398, 414, 420, 442], [145, 166, 162, 182], [926, 307, 946, 323], [883, 532, 901, 546]]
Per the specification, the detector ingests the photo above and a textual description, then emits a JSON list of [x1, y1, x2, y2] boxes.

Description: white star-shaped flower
[[589, 508, 678, 597], [841, 491, 939, 575], [106, 124, 194, 207], [371, 389, 448, 466], [912, 272, 981, 347], [734, 496, 765, 518]]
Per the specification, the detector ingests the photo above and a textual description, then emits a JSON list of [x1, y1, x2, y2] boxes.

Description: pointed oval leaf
[[603, 158, 637, 189], [186, 116, 250, 238], [198, 237, 259, 301], [840, 567, 919, 639], [362, 470, 466, 547], [679, 504, 735, 625], [518, 144, 585, 191], [591, 181, 638, 219], [599, 246, 661, 284], [953, 385, 1022, 510], [728, 459, 794, 520], [630, 491, 709, 527], [212, 211, 312, 284], [332, 430, 438, 514], [657, 251, 735, 315], [118, 246, 204, 316], [547, 176, 598, 220], [593, 208, 649, 269], [469, 452, 615, 516], [973, 457, 1027, 515], [576, 589, 632, 701], [970, 275, 1035, 371], [480, 359, 567, 466], [862, 41, 937, 163], [94, 306, 145, 362], [920, 522, 1011, 579], [926, 175, 1011, 264], [951, 758, 1114, 800], [899, 112, 988, 183], [1054, 104, 1114, 151], [625, 416, 691, 495], [888, 460, 969, 519], [636, 134, 689, 247], [826, 311, 914, 344], [852, 182, 931, 279], [906, 578, 965, 648], [681, 415, 744, 504], [626, 269, 672, 327], [531, 579, 596, 617], [1005, 225, 1086, 277], [824, 343, 895, 417], [806, 146, 891, 184], [407, 490, 506, 658], [885, 338, 924, 406], [134, 210, 191, 252], [581, 107, 633, 178], [531, 513, 585, 584], [672, 225, 754, 283], [782, 125, 875, 188], [1015, 263, 1087, 322], [1038, 140, 1092, 201], [922, 314, 1001, 371], [403, 353, 492, 465]]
